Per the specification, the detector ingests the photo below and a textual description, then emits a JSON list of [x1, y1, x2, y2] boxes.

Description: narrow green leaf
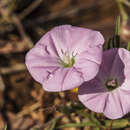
[[115, 16, 120, 36], [127, 42, 130, 51], [93, 127, 100, 130], [91, 114, 102, 127], [50, 118, 60, 130], [76, 110, 91, 119], [105, 119, 129, 129], [115, 16, 120, 47], [76, 110, 105, 128], [57, 121, 97, 129]]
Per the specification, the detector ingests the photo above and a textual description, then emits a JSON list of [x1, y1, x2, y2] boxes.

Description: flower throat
[[105, 79, 118, 91], [60, 51, 75, 68]]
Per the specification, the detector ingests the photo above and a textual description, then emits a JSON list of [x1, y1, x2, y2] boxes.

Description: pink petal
[[109, 49, 125, 80], [70, 27, 104, 54], [100, 48, 118, 78], [49, 25, 104, 56], [120, 79, 130, 90], [26, 44, 60, 83], [74, 58, 100, 81], [117, 89, 130, 114], [74, 45, 102, 81], [118, 48, 130, 80], [78, 78, 107, 113], [104, 90, 125, 119], [43, 67, 84, 92]]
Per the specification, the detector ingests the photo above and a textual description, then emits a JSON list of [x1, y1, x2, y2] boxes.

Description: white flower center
[[60, 51, 76, 68]]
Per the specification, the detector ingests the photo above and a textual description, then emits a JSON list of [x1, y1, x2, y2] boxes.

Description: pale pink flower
[[78, 48, 130, 119], [25, 25, 104, 92]]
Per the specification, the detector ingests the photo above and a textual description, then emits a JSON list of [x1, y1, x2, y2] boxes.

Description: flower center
[[60, 51, 75, 68], [105, 79, 118, 91]]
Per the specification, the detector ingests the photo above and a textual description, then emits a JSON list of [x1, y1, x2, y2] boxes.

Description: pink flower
[[78, 48, 130, 119], [25, 25, 104, 92]]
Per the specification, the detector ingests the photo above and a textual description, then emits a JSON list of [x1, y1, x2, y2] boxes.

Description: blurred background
[[0, 0, 130, 129]]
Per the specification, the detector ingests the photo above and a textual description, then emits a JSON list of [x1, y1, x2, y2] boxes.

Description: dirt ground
[[1, 0, 130, 129]]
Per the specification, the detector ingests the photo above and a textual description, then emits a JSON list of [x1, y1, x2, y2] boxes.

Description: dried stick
[[0, 75, 5, 91], [0, 0, 33, 47], [30, 3, 90, 24], [17, 102, 41, 117], [12, 15, 27, 40], [19, 0, 43, 19], [0, 63, 26, 75]]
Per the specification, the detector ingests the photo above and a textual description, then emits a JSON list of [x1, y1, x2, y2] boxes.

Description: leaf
[[115, 16, 120, 48], [115, 16, 120, 36], [76, 110, 105, 128], [50, 116, 63, 130], [91, 113, 102, 127], [93, 127, 100, 130], [57, 121, 97, 129], [50, 118, 58, 130], [127, 42, 130, 51], [105, 119, 129, 129]]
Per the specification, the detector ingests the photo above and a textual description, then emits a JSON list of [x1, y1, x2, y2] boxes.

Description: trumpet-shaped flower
[[25, 25, 104, 92], [78, 48, 130, 119]]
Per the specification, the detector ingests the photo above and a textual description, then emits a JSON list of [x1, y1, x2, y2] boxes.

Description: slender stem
[[108, 120, 113, 130]]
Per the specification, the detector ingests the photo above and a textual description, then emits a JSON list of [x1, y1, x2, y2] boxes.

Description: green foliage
[[105, 119, 129, 129], [57, 121, 97, 129], [50, 117, 61, 130], [127, 42, 130, 51], [55, 104, 130, 129], [107, 16, 120, 49], [115, 16, 120, 36]]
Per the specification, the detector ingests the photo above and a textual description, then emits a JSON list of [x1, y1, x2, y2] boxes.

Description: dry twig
[[19, 0, 43, 19], [0, 63, 26, 75]]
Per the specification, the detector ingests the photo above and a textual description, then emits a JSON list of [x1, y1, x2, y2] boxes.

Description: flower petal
[[118, 48, 130, 80], [49, 25, 104, 56], [74, 45, 103, 81], [70, 27, 104, 54], [118, 89, 130, 114], [43, 67, 84, 92], [103, 90, 125, 119], [26, 44, 60, 84], [78, 78, 107, 113]]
